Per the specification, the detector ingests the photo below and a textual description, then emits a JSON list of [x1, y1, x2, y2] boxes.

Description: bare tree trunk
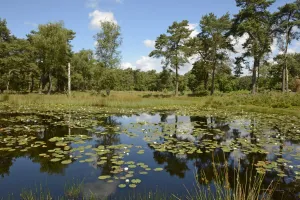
[[286, 67, 289, 92], [204, 72, 208, 90], [251, 58, 259, 94], [30, 74, 34, 93], [6, 81, 10, 92], [282, 24, 292, 92], [47, 73, 52, 95], [68, 63, 71, 96], [257, 64, 260, 92], [175, 65, 179, 96], [282, 65, 286, 92], [39, 74, 43, 94], [210, 67, 216, 95]]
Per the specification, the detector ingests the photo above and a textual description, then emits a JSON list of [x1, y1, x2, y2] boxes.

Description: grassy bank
[[0, 91, 299, 116]]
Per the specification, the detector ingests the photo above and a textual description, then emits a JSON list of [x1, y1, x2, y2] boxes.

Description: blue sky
[[1, 0, 299, 74]]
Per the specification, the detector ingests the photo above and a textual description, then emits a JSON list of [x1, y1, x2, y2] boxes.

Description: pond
[[0, 110, 300, 199]]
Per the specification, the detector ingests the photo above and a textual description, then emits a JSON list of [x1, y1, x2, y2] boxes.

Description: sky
[[1, 0, 299, 75]]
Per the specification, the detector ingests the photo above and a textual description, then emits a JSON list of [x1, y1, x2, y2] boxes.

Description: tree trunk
[[251, 58, 259, 94], [47, 73, 52, 95], [30, 74, 34, 93], [204, 72, 208, 90], [210, 68, 216, 95], [175, 66, 178, 96], [39, 75, 43, 94], [68, 63, 71, 96], [6, 80, 10, 92], [286, 67, 289, 92], [106, 89, 111, 96], [257, 64, 260, 92], [283, 26, 292, 92], [282, 65, 286, 92]]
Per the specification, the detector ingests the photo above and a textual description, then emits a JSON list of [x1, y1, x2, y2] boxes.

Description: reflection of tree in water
[[0, 152, 14, 178], [95, 116, 121, 176], [152, 151, 189, 178], [151, 114, 290, 197], [0, 124, 74, 177], [262, 125, 300, 199]]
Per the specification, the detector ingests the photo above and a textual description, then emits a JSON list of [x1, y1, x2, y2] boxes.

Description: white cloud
[[121, 62, 136, 70], [122, 54, 197, 75], [24, 21, 38, 28], [187, 23, 199, 38], [116, 0, 123, 3], [88, 10, 117, 30], [143, 40, 155, 48], [136, 56, 162, 72], [231, 33, 248, 54]]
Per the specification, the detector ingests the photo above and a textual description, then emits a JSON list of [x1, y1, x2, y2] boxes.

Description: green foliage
[[29, 21, 75, 94], [273, 0, 300, 92], [71, 49, 95, 91], [95, 21, 122, 68], [150, 20, 192, 96], [231, 0, 274, 94]]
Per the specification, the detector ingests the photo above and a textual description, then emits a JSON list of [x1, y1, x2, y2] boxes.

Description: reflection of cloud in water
[[228, 119, 251, 138], [176, 154, 187, 159], [222, 138, 234, 146], [94, 126, 105, 132], [83, 180, 119, 198], [176, 122, 195, 142], [229, 149, 247, 166], [135, 113, 160, 123], [88, 156, 98, 169], [176, 134, 196, 142]]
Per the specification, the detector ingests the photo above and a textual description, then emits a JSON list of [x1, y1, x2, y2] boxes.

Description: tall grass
[[0, 91, 299, 117], [175, 159, 276, 200]]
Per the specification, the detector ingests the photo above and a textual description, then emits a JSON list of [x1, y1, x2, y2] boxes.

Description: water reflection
[[0, 112, 300, 199]]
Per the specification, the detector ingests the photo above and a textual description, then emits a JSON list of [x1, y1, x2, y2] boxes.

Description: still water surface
[[0, 112, 300, 199]]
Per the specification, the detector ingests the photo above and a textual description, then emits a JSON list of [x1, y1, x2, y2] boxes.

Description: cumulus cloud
[[231, 33, 248, 54], [143, 39, 155, 48], [188, 23, 200, 38], [121, 62, 136, 70], [136, 56, 162, 71], [121, 54, 197, 75], [89, 10, 117, 29]]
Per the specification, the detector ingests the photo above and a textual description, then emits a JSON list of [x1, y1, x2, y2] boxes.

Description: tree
[[93, 67, 117, 96], [71, 49, 95, 90], [231, 0, 274, 94], [149, 20, 192, 96], [199, 13, 233, 95], [273, 53, 300, 91], [273, 1, 300, 92], [157, 67, 174, 91], [0, 19, 37, 92], [188, 61, 210, 93], [0, 18, 13, 92], [29, 22, 75, 94], [94, 21, 122, 68]]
